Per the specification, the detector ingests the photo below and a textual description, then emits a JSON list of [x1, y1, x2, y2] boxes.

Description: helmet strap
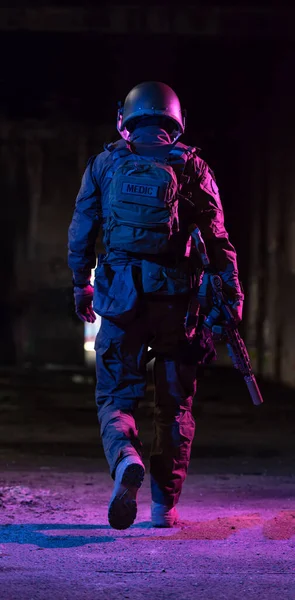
[[117, 103, 131, 141]]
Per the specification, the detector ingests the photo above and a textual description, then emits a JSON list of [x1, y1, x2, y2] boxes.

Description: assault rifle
[[190, 225, 264, 406]]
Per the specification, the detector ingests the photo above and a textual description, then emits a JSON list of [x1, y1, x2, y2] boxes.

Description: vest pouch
[[141, 260, 191, 295], [93, 263, 139, 324], [141, 260, 167, 293]]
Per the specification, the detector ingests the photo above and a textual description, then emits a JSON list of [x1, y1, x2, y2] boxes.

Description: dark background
[[1, 13, 294, 599], [0, 4, 294, 465]]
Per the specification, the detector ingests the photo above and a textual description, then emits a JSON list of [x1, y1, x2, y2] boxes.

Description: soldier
[[68, 82, 243, 530]]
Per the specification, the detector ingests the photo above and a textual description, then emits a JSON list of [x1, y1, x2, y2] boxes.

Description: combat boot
[[108, 455, 145, 530], [151, 501, 179, 527]]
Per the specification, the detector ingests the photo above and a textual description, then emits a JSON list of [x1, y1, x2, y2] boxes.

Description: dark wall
[[244, 48, 295, 386], [0, 33, 281, 258], [0, 25, 294, 377]]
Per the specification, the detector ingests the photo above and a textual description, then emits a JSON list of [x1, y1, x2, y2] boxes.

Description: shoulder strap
[[168, 144, 200, 166], [105, 140, 135, 171], [167, 144, 199, 186], [104, 138, 128, 152]]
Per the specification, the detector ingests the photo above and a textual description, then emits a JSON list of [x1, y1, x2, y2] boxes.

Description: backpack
[[103, 141, 197, 255]]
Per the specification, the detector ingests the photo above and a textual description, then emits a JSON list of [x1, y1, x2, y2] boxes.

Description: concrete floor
[[0, 465, 294, 600], [0, 366, 294, 599]]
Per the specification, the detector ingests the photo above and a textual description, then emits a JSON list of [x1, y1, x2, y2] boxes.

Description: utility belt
[[93, 255, 198, 324], [141, 257, 193, 295], [101, 249, 192, 268]]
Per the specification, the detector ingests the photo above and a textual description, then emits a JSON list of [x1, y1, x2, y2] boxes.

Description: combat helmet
[[117, 81, 186, 141]]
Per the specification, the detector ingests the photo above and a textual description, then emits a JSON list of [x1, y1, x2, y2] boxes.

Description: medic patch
[[122, 182, 159, 198]]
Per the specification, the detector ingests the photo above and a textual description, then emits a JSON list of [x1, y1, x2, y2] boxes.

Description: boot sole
[[108, 463, 145, 530]]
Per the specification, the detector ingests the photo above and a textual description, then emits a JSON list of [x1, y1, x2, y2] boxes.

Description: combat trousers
[[95, 295, 197, 507]]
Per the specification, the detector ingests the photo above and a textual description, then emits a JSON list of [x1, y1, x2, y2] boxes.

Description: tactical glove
[[197, 272, 244, 325], [227, 295, 244, 324], [73, 284, 96, 323]]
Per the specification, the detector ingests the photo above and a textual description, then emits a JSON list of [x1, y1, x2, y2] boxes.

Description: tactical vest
[[103, 141, 197, 256]]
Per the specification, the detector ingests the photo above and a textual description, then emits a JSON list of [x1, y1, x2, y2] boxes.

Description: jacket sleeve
[[193, 161, 243, 298], [68, 156, 101, 285]]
